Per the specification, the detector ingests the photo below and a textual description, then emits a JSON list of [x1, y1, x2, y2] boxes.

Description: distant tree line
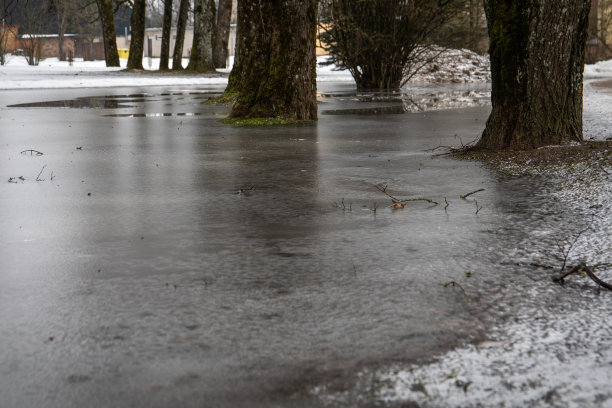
[[3, 0, 233, 70]]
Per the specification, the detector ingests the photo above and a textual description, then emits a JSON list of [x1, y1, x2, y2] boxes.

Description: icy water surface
[[0, 84, 569, 407]]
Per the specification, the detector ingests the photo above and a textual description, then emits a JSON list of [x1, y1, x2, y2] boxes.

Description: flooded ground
[[0, 83, 602, 407]]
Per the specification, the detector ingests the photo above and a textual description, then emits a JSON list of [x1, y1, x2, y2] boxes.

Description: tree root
[[553, 263, 612, 290]]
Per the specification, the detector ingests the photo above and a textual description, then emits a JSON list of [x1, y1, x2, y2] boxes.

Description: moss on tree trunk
[[186, 0, 216, 72], [213, 0, 232, 68], [227, 0, 318, 121], [172, 0, 190, 70], [96, 0, 120, 67], [478, 0, 591, 151], [127, 0, 146, 70], [159, 0, 173, 71]]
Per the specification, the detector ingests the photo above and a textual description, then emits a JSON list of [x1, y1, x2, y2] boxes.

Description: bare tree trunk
[[186, 0, 215, 72], [478, 0, 590, 151], [127, 0, 146, 70], [171, 0, 189, 70], [213, 0, 231, 68], [228, 0, 317, 121], [54, 1, 68, 61], [96, 0, 120, 67], [159, 0, 172, 70]]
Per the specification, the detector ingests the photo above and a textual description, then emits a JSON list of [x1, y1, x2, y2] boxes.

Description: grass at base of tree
[[220, 117, 316, 127], [205, 92, 238, 106], [453, 141, 612, 177]]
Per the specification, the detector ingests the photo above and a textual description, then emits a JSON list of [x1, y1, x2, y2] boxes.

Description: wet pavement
[[0, 83, 556, 407]]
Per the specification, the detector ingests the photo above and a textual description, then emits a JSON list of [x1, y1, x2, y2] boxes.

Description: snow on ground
[[0, 56, 228, 89], [371, 149, 612, 407], [1, 49, 610, 91], [0, 54, 355, 89], [584, 60, 612, 141], [406, 47, 491, 83]]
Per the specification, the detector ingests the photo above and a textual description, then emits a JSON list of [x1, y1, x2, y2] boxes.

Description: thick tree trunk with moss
[[228, 0, 318, 121], [96, 0, 120, 67], [172, 0, 189, 70], [478, 0, 591, 151], [186, 0, 216, 72], [159, 0, 173, 70], [127, 0, 146, 70], [213, 0, 232, 68]]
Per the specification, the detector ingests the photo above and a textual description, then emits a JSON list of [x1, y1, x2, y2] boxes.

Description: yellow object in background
[[117, 49, 129, 59]]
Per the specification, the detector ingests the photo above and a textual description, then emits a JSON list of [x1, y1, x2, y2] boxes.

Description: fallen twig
[[21, 149, 44, 156], [443, 281, 469, 303], [460, 188, 485, 199], [375, 184, 439, 206], [36, 165, 47, 181], [553, 262, 612, 290]]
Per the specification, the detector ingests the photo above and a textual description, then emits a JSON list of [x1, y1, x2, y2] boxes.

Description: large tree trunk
[[213, 0, 232, 68], [159, 0, 173, 70], [478, 0, 591, 151], [228, 0, 318, 121], [127, 0, 146, 70], [96, 0, 120, 67], [186, 0, 215, 72], [172, 0, 189, 70]]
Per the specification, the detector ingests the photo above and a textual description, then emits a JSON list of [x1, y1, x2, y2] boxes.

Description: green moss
[[220, 117, 315, 127], [205, 92, 238, 106], [487, 1, 529, 104]]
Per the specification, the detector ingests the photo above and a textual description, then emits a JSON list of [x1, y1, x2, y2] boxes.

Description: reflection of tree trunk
[[96, 0, 120, 67], [172, 0, 189, 70], [478, 0, 590, 150], [213, 0, 232, 68], [127, 0, 146, 70], [159, 0, 172, 70], [228, 0, 317, 120], [187, 0, 215, 72]]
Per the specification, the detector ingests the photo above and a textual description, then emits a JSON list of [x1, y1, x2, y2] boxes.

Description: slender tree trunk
[[172, 0, 189, 70], [228, 0, 318, 121], [186, 0, 215, 72], [96, 0, 120, 67], [213, 0, 232, 68], [159, 0, 172, 70], [55, 7, 67, 61], [127, 0, 146, 70], [478, 0, 591, 151]]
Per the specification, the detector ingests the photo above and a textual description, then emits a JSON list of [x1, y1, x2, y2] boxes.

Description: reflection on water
[[0, 84, 532, 408], [104, 112, 204, 118], [6, 90, 221, 112], [320, 89, 490, 115], [7, 97, 133, 109]]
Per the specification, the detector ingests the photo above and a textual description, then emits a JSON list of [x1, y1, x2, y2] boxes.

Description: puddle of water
[[320, 88, 490, 115], [7, 97, 134, 109], [0, 84, 554, 408], [104, 112, 204, 118]]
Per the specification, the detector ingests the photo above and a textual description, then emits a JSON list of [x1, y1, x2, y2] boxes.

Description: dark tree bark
[[159, 0, 173, 70], [172, 0, 189, 70], [53, 0, 69, 61], [478, 0, 591, 151], [213, 0, 232, 68], [96, 0, 120, 67], [228, 0, 318, 121], [186, 0, 215, 72], [126, 0, 146, 69]]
